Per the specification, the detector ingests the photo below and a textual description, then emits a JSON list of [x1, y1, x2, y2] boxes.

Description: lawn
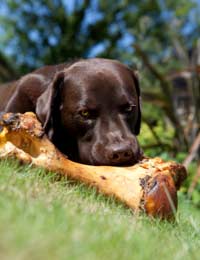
[[0, 159, 199, 260]]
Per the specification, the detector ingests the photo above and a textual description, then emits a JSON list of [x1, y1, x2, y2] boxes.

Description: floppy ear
[[132, 70, 141, 135], [36, 71, 64, 139]]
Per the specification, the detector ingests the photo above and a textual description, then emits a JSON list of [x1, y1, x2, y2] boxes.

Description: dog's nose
[[106, 144, 134, 165]]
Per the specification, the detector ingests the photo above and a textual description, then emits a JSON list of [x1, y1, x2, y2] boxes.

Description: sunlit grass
[[0, 159, 199, 260]]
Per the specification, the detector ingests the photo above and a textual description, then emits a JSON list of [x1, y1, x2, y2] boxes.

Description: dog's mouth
[[80, 153, 140, 167], [77, 138, 142, 166]]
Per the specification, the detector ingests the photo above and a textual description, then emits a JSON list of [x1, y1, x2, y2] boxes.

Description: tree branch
[[133, 43, 188, 149], [133, 43, 172, 101], [183, 132, 200, 168]]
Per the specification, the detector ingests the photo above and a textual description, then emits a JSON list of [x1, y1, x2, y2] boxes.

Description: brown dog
[[0, 58, 141, 165]]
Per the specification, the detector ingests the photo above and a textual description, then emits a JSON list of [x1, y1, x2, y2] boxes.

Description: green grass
[[0, 160, 200, 260]]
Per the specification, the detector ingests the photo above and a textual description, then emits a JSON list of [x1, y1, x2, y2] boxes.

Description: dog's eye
[[121, 104, 136, 114], [80, 110, 90, 118], [79, 109, 98, 119], [79, 109, 98, 120]]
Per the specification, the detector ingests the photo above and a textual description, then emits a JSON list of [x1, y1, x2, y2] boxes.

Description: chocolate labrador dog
[[0, 58, 141, 165]]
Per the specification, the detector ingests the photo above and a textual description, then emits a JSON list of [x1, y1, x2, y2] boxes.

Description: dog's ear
[[132, 70, 141, 135], [36, 71, 64, 139]]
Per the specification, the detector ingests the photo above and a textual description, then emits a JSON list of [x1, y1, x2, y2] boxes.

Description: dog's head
[[36, 58, 141, 166]]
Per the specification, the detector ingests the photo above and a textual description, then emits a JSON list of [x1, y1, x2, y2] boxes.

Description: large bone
[[0, 112, 187, 219]]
